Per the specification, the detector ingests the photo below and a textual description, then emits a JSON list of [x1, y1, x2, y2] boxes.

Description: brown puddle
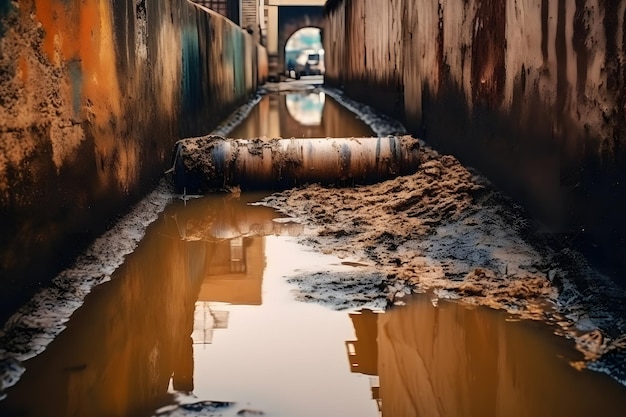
[[0, 194, 375, 417], [353, 297, 626, 416], [1, 194, 625, 416], [228, 91, 374, 139]]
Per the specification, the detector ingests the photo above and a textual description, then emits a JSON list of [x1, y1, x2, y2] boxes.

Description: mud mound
[[258, 133, 626, 386]]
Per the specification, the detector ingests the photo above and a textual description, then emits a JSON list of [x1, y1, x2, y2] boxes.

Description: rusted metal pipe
[[171, 135, 420, 193]]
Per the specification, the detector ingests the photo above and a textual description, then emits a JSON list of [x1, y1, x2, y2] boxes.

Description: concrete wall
[[324, 0, 626, 280], [0, 0, 267, 322]]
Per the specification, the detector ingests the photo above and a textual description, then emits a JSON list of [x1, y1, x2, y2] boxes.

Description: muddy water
[[2, 194, 626, 417], [2, 91, 626, 416], [228, 91, 374, 139], [375, 297, 626, 416]]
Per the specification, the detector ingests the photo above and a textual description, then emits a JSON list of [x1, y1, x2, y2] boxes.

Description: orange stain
[[35, 0, 81, 62], [79, 0, 99, 77], [33, 0, 121, 114], [33, 0, 100, 75], [34, 0, 57, 62], [31, 0, 125, 189], [18, 55, 29, 83]]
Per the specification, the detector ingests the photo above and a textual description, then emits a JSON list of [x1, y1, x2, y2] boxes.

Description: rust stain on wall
[[436, 0, 445, 85], [572, 0, 589, 100], [31, 0, 130, 194], [17, 55, 28, 83], [0, 0, 267, 323], [471, 0, 506, 107], [541, 0, 549, 64]]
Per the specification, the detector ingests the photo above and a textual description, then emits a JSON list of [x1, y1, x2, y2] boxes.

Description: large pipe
[[170, 135, 420, 193]]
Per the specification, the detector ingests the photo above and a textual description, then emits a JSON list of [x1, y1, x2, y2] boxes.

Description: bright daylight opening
[[285, 27, 324, 79]]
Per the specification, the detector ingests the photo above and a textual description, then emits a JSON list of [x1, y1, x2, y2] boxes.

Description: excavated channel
[[1, 84, 626, 416]]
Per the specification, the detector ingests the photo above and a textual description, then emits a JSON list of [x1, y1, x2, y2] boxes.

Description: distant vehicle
[[294, 49, 325, 78]]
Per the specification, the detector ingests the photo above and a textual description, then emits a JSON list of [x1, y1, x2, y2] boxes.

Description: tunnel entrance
[[269, 5, 324, 80], [284, 27, 324, 79]]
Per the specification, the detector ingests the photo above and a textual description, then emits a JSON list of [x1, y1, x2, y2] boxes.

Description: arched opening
[[284, 27, 324, 79]]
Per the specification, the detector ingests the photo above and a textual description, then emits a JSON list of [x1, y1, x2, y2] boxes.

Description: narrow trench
[[1, 86, 626, 417]]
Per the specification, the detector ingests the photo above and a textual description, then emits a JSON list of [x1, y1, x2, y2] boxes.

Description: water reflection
[[169, 193, 302, 242], [346, 296, 626, 417], [3, 193, 626, 416], [0, 200, 207, 416], [228, 92, 374, 139], [346, 309, 382, 412], [188, 235, 380, 417], [285, 92, 325, 126], [0, 194, 302, 417]]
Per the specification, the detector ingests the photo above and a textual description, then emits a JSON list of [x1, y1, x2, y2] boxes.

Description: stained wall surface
[[324, 0, 626, 280], [0, 0, 267, 322]]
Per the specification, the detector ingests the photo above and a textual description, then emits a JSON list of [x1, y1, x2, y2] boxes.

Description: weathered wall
[[0, 0, 267, 322], [325, 0, 626, 279]]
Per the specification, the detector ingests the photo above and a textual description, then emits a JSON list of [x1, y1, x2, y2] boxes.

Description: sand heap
[[258, 135, 626, 385]]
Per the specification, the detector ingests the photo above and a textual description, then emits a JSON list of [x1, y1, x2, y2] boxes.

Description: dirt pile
[[260, 145, 558, 314], [257, 87, 626, 385]]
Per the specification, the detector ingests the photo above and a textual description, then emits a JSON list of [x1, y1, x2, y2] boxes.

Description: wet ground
[[1, 81, 626, 416]]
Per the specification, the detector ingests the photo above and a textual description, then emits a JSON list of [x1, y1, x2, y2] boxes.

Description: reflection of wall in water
[[346, 309, 379, 376], [192, 236, 266, 346], [346, 297, 626, 417], [192, 302, 230, 345], [374, 296, 626, 417], [346, 309, 382, 413], [230, 94, 280, 139], [0, 207, 210, 416], [199, 237, 266, 306]]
